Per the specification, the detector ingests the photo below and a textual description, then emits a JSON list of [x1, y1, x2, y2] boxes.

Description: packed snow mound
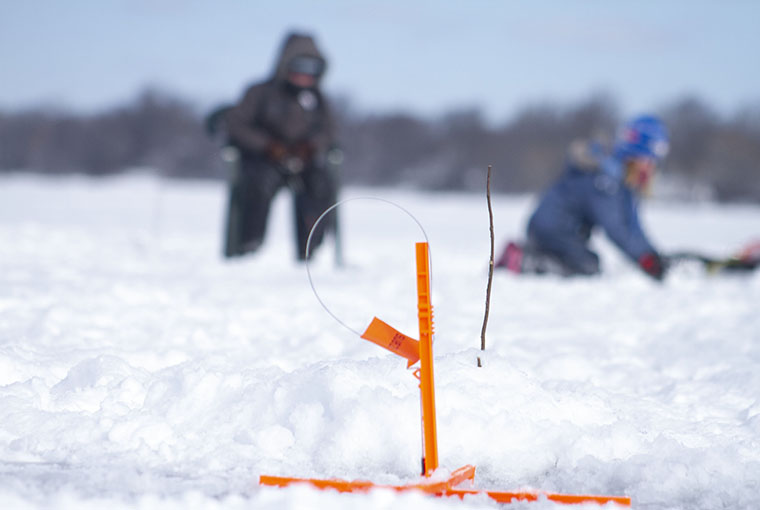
[[1, 174, 759, 509]]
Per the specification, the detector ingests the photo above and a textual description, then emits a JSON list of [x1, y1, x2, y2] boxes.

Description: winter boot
[[495, 241, 524, 273], [496, 241, 576, 276]]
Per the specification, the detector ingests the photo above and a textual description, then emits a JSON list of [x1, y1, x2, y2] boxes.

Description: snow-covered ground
[[1, 173, 759, 510]]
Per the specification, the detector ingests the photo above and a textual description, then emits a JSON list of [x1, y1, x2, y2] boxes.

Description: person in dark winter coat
[[495, 115, 670, 281], [218, 32, 340, 260]]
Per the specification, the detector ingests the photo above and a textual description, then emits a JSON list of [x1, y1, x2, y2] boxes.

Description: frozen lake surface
[[1, 174, 759, 509]]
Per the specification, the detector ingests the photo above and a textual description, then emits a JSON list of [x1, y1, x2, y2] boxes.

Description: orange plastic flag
[[361, 317, 420, 367]]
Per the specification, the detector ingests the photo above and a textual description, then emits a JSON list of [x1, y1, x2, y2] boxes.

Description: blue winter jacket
[[527, 140, 656, 271]]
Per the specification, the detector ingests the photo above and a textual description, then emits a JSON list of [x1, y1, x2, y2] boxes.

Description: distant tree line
[[0, 90, 218, 179], [1, 88, 759, 201]]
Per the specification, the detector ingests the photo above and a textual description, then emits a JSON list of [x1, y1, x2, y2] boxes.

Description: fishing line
[[304, 196, 432, 337]]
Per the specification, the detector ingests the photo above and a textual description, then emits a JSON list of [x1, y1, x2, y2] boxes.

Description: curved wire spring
[[304, 196, 432, 337]]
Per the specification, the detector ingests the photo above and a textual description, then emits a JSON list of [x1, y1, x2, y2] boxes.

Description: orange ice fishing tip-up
[[259, 242, 631, 507]]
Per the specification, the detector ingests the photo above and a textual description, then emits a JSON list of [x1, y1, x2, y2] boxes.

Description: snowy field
[[1, 173, 759, 510]]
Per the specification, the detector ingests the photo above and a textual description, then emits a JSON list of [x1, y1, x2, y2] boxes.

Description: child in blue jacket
[[496, 115, 669, 280]]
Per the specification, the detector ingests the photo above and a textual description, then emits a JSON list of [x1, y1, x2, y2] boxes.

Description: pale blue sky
[[2, 0, 759, 122]]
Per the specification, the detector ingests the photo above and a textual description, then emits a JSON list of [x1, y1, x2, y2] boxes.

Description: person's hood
[[567, 139, 603, 171], [272, 32, 327, 84], [567, 137, 623, 181]]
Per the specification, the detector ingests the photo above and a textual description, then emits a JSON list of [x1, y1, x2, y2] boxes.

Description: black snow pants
[[224, 157, 337, 260]]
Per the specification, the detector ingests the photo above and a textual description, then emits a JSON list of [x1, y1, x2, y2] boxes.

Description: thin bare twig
[[478, 165, 494, 367]]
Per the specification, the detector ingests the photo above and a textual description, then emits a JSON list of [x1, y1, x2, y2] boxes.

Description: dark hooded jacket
[[225, 33, 335, 164], [527, 139, 657, 268]]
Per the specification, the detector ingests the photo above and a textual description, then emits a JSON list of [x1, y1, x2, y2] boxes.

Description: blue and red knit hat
[[614, 115, 669, 161]]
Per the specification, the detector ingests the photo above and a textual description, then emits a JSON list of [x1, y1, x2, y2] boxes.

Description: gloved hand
[[291, 141, 315, 164], [638, 252, 666, 281], [266, 140, 315, 172], [266, 140, 288, 164]]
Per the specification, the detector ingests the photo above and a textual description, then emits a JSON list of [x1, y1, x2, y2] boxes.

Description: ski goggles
[[288, 56, 325, 77]]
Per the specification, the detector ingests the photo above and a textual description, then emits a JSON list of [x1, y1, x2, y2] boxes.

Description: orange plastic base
[[259, 464, 630, 506]]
